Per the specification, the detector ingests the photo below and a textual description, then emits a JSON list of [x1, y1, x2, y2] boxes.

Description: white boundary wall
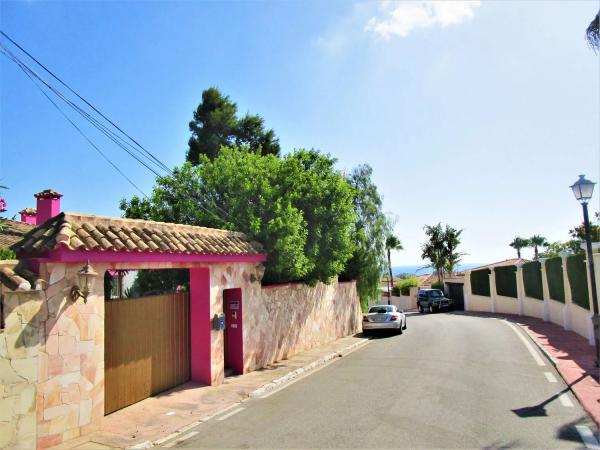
[[464, 251, 600, 345]]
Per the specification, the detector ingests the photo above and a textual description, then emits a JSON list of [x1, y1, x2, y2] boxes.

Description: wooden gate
[[105, 292, 190, 415]]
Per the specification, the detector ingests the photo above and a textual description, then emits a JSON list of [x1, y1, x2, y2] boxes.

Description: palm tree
[[421, 223, 446, 284], [443, 225, 464, 276], [529, 235, 548, 260], [509, 237, 530, 259], [586, 10, 599, 52], [385, 235, 403, 303]]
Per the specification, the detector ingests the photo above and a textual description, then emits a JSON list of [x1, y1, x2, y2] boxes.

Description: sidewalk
[[465, 311, 600, 428], [51, 334, 369, 450]]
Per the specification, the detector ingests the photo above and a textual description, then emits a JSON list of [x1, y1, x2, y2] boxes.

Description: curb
[[150, 336, 371, 448], [248, 337, 371, 398], [500, 317, 600, 429]]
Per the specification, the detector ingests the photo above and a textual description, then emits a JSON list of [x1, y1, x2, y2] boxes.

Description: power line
[[0, 30, 172, 175], [0, 47, 148, 198], [0, 33, 240, 228]]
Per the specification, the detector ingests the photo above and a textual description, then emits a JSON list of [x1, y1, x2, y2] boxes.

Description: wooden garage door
[[105, 292, 190, 415]]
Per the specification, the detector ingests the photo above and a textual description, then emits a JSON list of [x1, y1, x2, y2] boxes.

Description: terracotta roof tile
[[12, 212, 264, 256], [0, 219, 35, 248]]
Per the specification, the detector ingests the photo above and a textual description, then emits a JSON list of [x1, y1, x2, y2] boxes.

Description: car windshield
[[429, 291, 443, 297], [369, 306, 394, 313]]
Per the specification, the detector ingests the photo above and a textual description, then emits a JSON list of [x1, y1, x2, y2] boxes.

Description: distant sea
[[392, 263, 483, 277]]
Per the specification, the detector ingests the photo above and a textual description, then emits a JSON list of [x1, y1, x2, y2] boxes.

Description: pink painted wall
[[21, 213, 37, 224], [35, 196, 61, 225], [189, 267, 212, 385]]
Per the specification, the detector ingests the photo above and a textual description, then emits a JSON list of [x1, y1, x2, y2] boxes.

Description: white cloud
[[365, 1, 481, 39]]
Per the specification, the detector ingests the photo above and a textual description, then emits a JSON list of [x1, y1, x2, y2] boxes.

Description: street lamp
[[570, 174, 599, 367]]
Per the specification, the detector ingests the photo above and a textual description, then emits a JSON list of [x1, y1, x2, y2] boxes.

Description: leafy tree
[[587, 10, 600, 52], [569, 211, 600, 242], [339, 165, 390, 310], [421, 223, 464, 283], [421, 223, 446, 284], [385, 235, 403, 302], [509, 237, 530, 259], [539, 240, 583, 259], [121, 147, 355, 285], [443, 225, 464, 274], [529, 235, 548, 260], [186, 88, 280, 163]]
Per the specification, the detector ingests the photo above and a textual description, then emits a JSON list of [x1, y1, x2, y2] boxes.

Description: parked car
[[417, 288, 453, 313], [362, 305, 407, 335]]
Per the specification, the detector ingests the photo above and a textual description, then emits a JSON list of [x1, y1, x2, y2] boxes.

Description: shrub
[[523, 261, 543, 300], [0, 247, 16, 260], [431, 281, 444, 290], [495, 265, 518, 298], [567, 254, 589, 309], [391, 285, 400, 296], [471, 269, 491, 296], [546, 257, 565, 303], [396, 276, 420, 296]]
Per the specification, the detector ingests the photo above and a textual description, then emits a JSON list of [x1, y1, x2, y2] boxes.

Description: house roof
[[468, 258, 528, 272], [0, 261, 43, 291], [12, 212, 264, 256], [0, 219, 35, 248]]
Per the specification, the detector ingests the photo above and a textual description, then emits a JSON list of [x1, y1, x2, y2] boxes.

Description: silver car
[[362, 305, 407, 335]]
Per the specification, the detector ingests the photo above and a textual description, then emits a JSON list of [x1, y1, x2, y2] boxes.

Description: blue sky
[[1, 1, 598, 265]]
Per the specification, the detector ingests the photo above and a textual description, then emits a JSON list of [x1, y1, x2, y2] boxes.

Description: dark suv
[[417, 289, 453, 313]]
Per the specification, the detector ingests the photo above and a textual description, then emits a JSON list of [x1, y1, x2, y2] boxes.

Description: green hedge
[[471, 269, 491, 296], [546, 257, 565, 303], [567, 254, 589, 309], [523, 261, 543, 300], [495, 265, 518, 298]]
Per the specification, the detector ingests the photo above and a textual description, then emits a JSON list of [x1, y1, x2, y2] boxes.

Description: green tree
[[587, 10, 599, 52], [443, 225, 464, 274], [421, 223, 464, 283], [529, 235, 548, 260], [385, 235, 403, 303], [186, 88, 280, 163], [421, 223, 446, 284], [121, 147, 355, 285], [569, 212, 600, 242], [509, 237, 530, 259], [539, 240, 583, 259], [339, 165, 390, 310]]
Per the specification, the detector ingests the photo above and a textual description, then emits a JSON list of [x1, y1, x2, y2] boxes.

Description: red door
[[224, 288, 243, 375]]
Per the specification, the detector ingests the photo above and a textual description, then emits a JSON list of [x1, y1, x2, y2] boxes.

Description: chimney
[[34, 189, 63, 225], [19, 208, 37, 225]]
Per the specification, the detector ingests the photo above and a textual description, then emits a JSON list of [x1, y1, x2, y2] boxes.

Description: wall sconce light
[[70, 260, 98, 303]]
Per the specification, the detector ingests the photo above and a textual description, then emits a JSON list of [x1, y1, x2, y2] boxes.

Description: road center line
[[544, 371, 558, 383], [502, 320, 546, 366], [216, 407, 244, 421], [576, 425, 600, 449], [559, 392, 574, 407]]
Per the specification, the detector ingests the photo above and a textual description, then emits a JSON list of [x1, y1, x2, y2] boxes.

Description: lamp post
[[570, 175, 599, 367]]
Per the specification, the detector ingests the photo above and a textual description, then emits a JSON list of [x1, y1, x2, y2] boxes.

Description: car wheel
[[403, 319, 407, 330]]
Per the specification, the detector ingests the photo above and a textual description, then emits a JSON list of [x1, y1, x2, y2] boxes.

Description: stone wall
[[0, 289, 45, 450], [34, 262, 107, 449], [245, 280, 361, 372]]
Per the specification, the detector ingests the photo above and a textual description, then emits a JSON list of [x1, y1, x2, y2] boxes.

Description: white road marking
[[543, 371, 558, 383], [558, 392, 574, 407], [216, 407, 244, 421], [163, 431, 199, 448], [259, 339, 372, 399], [502, 320, 546, 366], [576, 425, 600, 449]]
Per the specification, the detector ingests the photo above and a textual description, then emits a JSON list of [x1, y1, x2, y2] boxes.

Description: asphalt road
[[166, 312, 597, 449]]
